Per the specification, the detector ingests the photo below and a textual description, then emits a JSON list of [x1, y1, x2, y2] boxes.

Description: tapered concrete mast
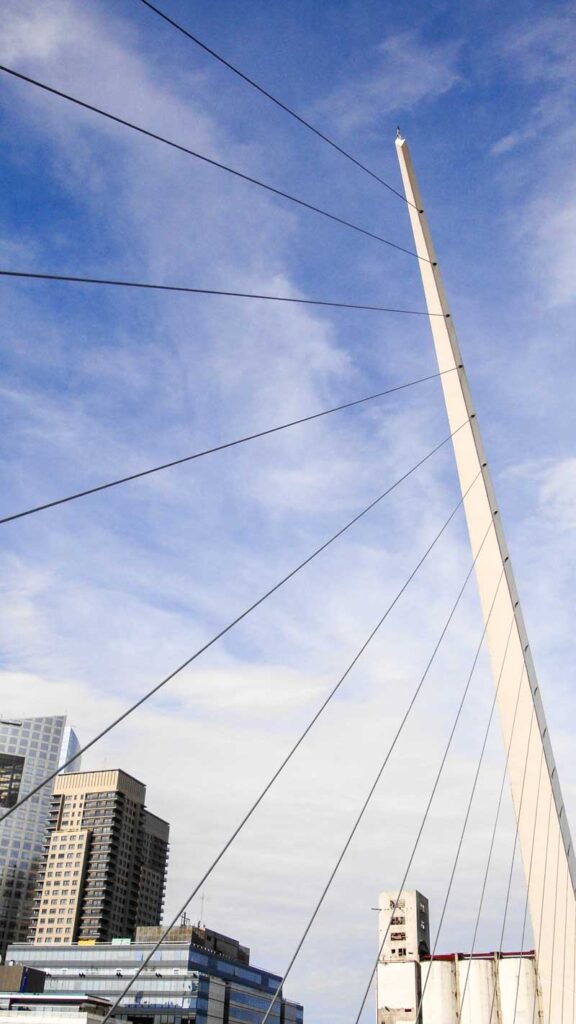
[[395, 135, 575, 1022]]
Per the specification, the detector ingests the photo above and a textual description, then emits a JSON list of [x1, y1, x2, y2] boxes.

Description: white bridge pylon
[[395, 136, 575, 1022]]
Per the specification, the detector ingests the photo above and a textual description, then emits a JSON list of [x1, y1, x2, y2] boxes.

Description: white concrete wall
[[378, 891, 429, 963], [377, 954, 541, 1024], [420, 960, 458, 1024], [376, 961, 418, 1023], [458, 958, 498, 1024], [499, 957, 539, 1024]]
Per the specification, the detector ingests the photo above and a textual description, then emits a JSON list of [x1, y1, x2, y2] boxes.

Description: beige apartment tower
[[30, 770, 169, 945]]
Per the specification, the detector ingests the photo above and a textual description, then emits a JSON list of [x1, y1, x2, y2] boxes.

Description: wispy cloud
[[486, 13, 576, 308], [313, 30, 462, 135]]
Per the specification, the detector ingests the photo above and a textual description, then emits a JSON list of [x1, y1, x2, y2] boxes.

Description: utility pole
[[395, 134, 575, 1023]]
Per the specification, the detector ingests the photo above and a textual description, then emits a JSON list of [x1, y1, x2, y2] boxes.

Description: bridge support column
[[395, 135, 575, 1022]]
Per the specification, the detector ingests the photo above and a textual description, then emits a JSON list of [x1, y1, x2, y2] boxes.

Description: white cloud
[[501, 16, 576, 87], [314, 31, 461, 135], [509, 457, 576, 533], [518, 187, 576, 307], [487, 14, 576, 308]]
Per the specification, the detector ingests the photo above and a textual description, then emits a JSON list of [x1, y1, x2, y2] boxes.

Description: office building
[[7, 924, 304, 1024], [29, 770, 169, 945], [0, 716, 80, 954], [376, 890, 541, 1023]]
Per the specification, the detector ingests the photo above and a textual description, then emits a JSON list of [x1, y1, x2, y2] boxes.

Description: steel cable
[[531, 790, 555, 1023], [414, 611, 517, 1020], [486, 707, 537, 1024], [0, 420, 467, 825], [0, 269, 442, 316], [103, 470, 483, 1024], [352, 560, 507, 1024], [457, 658, 529, 1011], [0, 369, 455, 526], [0, 65, 430, 263], [510, 745, 545, 1022], [135, 0, 420, 211]]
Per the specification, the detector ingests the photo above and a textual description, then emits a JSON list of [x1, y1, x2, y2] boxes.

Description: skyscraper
[[30, 769, 169, 944], [0, 716, 80, 954]]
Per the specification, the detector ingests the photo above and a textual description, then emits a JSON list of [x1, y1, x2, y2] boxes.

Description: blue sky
[[1, 1, 575, 1020]]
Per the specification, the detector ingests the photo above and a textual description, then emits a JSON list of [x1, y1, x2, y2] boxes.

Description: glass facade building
[[0, 717, 80, 954], [6, 929, 303, 1024]]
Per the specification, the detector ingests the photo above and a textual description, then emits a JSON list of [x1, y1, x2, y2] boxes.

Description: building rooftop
[[420, 949, 535, 961]]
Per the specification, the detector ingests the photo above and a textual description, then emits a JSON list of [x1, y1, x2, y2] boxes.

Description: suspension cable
[[531, 789, 555, 1022], [352, 563, 507, 1024], [257, 501, 493, 1024], [0, 65, 431, 263], [414, 611, 517, 1020], [486, 707, 537, 1024], [102, 472, 483, 1024], [134, 0, 421, 211], [0, 269, 442, 316], [0, 420, 467, 825], [457, 658, 528, 1011], [561, 866, 570, 1024], [510, 744, 545, 1023], [0, 369, 455, 526], [546, 824, 562, 1023]]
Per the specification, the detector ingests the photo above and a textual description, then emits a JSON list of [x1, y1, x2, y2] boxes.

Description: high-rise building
[[30, 770, 169, 945], [0, 716, 80, 955]]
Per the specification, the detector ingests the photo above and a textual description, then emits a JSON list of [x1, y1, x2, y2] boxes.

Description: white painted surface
[[420, 960, 458, 1024], [376, 961, 418, 1023], [377, 948, 541, 1023], [499, 956, 539, 1023], [458, 958, 498, 1024], [0, 1015, 103, 1024], [378, 891, 429, 964]]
